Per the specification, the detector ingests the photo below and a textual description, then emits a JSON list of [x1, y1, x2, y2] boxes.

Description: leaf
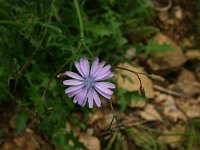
[[145, 40, 176, 55], [140, 104, 162, 121], [16, 112, 29, 133], [37, 22, 62, 34], [117, 88, 146, 111]]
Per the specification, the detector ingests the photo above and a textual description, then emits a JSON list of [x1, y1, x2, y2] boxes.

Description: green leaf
[[16, 112, 29, 133], [117, 88, 146, 111], [131, 91, 146, 102], [37, 22, 62, 34], [145, 40, 176, 55]]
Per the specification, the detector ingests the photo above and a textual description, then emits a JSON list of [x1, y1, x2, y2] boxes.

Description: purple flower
[[63, 57, 116, 108]]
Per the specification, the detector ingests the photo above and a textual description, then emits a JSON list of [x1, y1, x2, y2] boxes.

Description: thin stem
[[74, 0, 94, 59], [137, 0, 160, 29], [0, 20, 22, 26], [115, 66, 148, 76], [108, 116, 115, 130], [74, 0, 84, 38], [115, 66, 144, 95], [13, 0, 56, 95], [115, 66, 165, 81], [109, 100, 121, 132], [81, 40, 94, 59]]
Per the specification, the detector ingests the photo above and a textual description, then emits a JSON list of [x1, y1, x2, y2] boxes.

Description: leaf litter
[[1, 1, 200, 150]]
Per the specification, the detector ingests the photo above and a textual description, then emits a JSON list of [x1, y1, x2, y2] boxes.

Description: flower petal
[[78, 88, 88, 106], [73, 88, 87, 104], [94, 87, 112, 99], [98, 64, 111, 75], [63, 79, 83, 86], [80, 97, 88, 107], [93, 61, 106, 77], [92, 90, 101, 107], [95, 83, 113, 95], [90, 58, 99, 76], [65, 71, 84, 80], [73, 89, 84, 103], [87, 89, 94, 108], [80, 58, 90, 77], [95, 82, 116, 89], [75, 61, 84, 77], [95, 71, 114, 81], [102, 72, 115, 80], [65, 84, 83, 94], [68, 88, 82, 98]]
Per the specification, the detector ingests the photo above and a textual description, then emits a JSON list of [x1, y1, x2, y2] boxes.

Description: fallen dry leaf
[[79, 134, 100, 150], [169, 68, 200, 96], [176, 99, 200, 118], [154, 92, 170, 103], [129, 101, 146, 108], [173, 6, 183, 20], [178, 68, 197, 82], [163, 96, 187, 122], [87, 110, 104, 125], [186, 50, 200, 60], [147, 32, 186, 73], [140, 104, 162, 121], [125, 47, 136, 60], [116, 63, 154, 98], [4, 133, 48, 150], [97, 113, 115, 130], [158, 11, 169, 23]]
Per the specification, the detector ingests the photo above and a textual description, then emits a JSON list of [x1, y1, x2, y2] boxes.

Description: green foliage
[[185, 119, 200, 149], [16, 111, 29, 133], [144, 40, 176, 55], [116, 87, 146, 111], [0, 0, 156, 148]]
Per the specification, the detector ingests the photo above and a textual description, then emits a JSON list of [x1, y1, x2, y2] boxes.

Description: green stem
[[74, 0, 94, 59], [81, 40, 94, 59], [115, 66, 165, 81], [74, 0, 84, 38], [0, 20, 22, 25], [105, 133, 118, 150], [109, 100, 121, 132], [115, 66, 148, 76], [14, 0, 56, 96]]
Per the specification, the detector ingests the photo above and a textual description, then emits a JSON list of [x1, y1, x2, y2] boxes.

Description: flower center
[[84, 76, 95, 89]]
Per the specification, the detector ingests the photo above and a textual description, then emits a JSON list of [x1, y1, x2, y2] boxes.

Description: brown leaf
[[170, 69, 200, 96], [163, 96, 187, 122], [129, 101, 146, 108], [140, 104, 162, 121], [87, 110, 104, 125], [79, 134, 101, 150], [116, 63, 154, 98], [186, 50, 200, 60], [177, 99, 200, 118], [147, 32, 186, 73], [97, 113, 115, 130]]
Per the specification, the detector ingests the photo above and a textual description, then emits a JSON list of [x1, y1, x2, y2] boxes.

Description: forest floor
[[0, 0, 200, 150]]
